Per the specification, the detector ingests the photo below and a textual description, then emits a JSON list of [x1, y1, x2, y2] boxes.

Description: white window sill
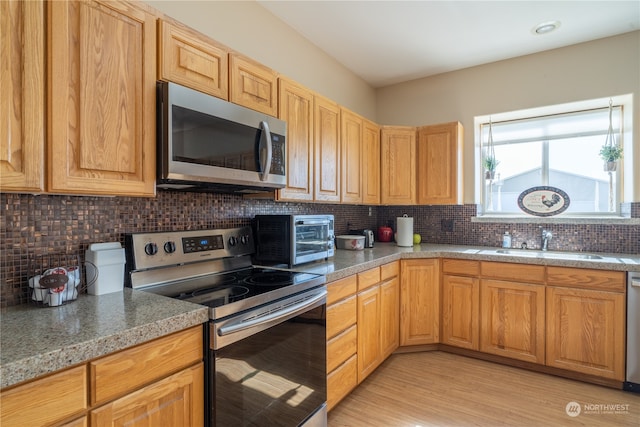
[[472, 215, 640, 225]]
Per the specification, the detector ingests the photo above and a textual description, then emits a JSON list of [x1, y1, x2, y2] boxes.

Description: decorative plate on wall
[[517, 186, 570, 217]]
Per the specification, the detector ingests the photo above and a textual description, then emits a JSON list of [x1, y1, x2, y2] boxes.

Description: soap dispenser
[[502, 232, 512, 248]]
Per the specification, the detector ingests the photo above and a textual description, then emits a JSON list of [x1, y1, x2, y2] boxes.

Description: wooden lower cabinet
[[357, 285, 382, 381], [546, 286, 625, 380], [0, 365, 87, 427], [442, 274, 479, 350], [400, 259, 440, 346], [326, 275, 358, 411], [0, 326, 204, 427], [379, 275, 400, 359], [90, 363, 204, 427], [480, 279, 545, 364]]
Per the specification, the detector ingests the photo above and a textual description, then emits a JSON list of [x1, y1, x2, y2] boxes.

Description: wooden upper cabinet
[[276, 78, 314, 201], [314, 95, 341, 202], [362, 119, 381, 205], [48, 0, 156, 196], [158, 18, 229, 99], [0, 0, 45, 192], [417, 121, 463, 204], [229, 53, 277, 116], [340, 109, 363, 204], [381, 126, 416, 205]]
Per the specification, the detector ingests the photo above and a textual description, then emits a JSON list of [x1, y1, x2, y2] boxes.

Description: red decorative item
[[377, 226, 393, 242]]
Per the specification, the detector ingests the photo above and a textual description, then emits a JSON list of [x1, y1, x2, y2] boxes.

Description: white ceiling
[[258, 1, 640, 88]]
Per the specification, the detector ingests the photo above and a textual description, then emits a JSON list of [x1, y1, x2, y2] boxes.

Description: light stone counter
[[286, 243, 640, 281], [0, 289, 208, 389], [3, 243, 637, 389]]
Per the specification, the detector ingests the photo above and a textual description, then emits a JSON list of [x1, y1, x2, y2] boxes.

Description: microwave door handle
[[258, 121, 272, 181]]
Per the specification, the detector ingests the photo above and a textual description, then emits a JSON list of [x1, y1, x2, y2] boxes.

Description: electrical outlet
[[441, 219, 454, 232]]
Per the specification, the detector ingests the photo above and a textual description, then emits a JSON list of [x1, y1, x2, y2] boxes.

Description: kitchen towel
[[396, 215, 414, 247]]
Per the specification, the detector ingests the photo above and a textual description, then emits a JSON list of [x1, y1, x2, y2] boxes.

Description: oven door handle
[[218, 290, 326, 337]]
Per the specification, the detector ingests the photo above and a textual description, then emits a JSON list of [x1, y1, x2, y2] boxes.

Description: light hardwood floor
[[328, 351, 640, 426]]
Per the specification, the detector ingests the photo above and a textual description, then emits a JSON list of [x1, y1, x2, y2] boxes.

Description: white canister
[[396, 215, 414, 247], [85, 242, 126, 295]]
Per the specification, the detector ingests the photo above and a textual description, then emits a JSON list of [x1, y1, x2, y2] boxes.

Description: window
[[476, 96, 630, 217]]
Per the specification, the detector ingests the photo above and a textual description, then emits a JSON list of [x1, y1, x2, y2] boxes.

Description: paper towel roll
[[396, 215, 414, 247]]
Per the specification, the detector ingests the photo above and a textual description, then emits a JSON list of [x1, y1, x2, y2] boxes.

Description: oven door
[[210, 287, 327, 427]]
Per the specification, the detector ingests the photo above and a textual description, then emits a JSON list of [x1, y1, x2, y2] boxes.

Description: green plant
[[483, 155, 499, 171], [599, 144, 623, 162]]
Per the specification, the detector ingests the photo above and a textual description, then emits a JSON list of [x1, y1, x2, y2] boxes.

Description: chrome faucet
[[541, 228, 552, 251]]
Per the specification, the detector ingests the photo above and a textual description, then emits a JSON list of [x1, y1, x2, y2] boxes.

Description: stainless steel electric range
[[125, 226, 327, 427]]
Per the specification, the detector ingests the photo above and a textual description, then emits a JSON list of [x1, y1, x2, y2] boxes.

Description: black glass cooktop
[[175, 267, 324, 317]]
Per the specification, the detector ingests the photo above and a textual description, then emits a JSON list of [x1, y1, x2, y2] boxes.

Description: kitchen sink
[[479, 249, 603, 260]]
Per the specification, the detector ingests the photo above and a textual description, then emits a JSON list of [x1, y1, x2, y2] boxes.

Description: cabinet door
[[417, 122, 463, 205], [327, 354, 357, 412], [381, 126, 416, 205], [90, 363, 204, 427], [442, 274, 479, 350], [48, 0, 156, 196], [229, 53, 277, 116], [480, 279, 545, 364], [0, 365, 87, 427], [380, 276, 400, 358], [314, 95, 340, 202], [0, 0, 45, 192], [158, 18, 229, 99], [340, 109, 362, 203], [400, 259, 440, 346], [546, 286, 625, 380], [357, 285, 381, 382], [276, 78, 314, 201], [362, 119, 380, 205]]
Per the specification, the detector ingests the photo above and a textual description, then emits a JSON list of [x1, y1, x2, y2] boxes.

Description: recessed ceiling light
[[533, 20, 561, 35]]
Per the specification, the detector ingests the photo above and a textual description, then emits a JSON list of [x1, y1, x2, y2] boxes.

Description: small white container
[[502, 232, 512, 248], [336, 235, 365, 250], [85, 242, 126, 295]]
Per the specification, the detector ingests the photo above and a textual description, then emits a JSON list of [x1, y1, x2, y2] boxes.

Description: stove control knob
[[164, 241, 176, 254], [228, 236, 237, 247], [144, 242, 158, 256], [240, 235, 250, 245]]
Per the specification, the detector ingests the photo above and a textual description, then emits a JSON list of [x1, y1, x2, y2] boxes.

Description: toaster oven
[[253, 215, 335, 267]]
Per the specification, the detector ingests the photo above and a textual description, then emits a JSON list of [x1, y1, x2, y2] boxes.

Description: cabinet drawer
[[381, 261, 399, 281], [1, 365, 87, 427], [481, 261, 545, 283], [327, 354, 358, 412], [443, 258, 480, 276], [327, 275, 357, 305], [358, 267, 381, 291], [547, 267, 625, 292], [327, 325, 357, 373], [327, 295, 357, 339], [90, 326, 203, 405]]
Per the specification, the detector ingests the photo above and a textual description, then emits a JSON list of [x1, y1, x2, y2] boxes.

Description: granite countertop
[[2, 243, 637, 390], [287, 243, 640, 281], [0, 289, 208, 389]]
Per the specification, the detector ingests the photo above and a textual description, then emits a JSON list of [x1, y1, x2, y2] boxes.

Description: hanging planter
[[604, 161, 618, 172], [483, 118, 499, 180], [600, 99, 623, 212]]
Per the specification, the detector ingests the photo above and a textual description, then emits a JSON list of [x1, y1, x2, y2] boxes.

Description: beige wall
[[145, 0, 377, 120], [376, 31, 640, 203]]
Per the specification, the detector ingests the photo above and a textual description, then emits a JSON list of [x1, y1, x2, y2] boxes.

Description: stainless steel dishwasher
[[625, 272, 640, 392]]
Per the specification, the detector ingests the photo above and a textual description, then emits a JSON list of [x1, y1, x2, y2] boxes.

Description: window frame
[[474, 95, 633, 219]]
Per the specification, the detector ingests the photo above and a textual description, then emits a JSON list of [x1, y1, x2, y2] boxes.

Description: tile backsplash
[[1, 191, 638, 308]]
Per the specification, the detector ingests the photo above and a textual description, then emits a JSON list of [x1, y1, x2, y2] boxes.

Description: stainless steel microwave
[[253, 214, 335, 267], [156, 81, 287, 193]]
